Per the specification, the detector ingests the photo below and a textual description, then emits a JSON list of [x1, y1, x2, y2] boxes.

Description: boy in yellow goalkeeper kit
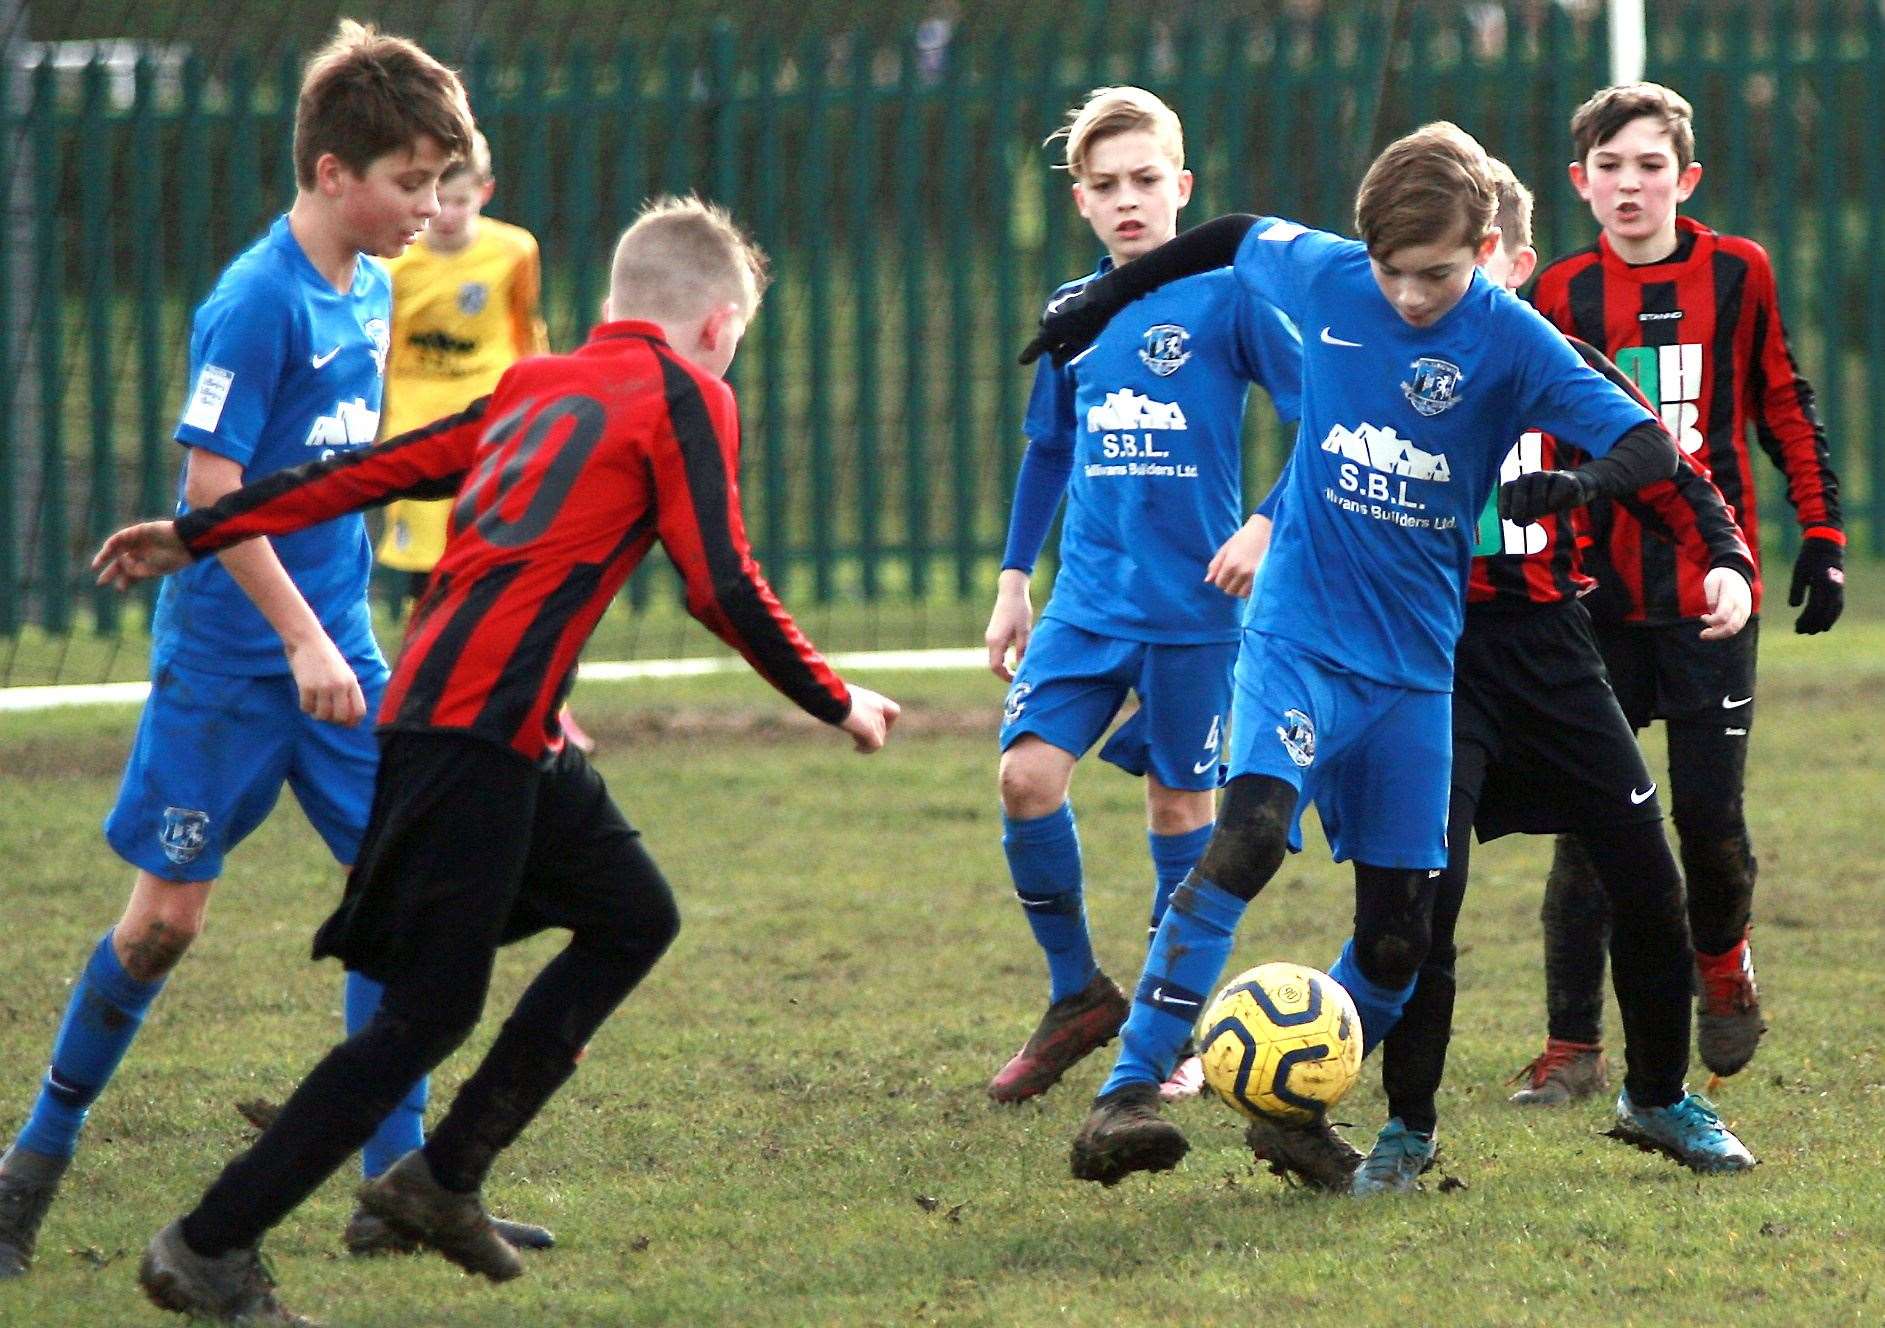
[[376, 129, 548, 582]]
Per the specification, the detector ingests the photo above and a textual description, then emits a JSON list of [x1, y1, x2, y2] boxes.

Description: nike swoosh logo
[[1193, 758, 1217, 775], [1630, 784, 1657, 805], [1151, 986, 1198, 1009], [1046, 285, 1088, 316], [311, 346, 341, 369], [1319, 326, 1363, 347], [1721, 695, 1753, 709]]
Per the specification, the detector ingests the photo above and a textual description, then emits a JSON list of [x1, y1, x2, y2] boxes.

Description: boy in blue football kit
[[1025, 123, 1710, 1188], [0, 23, 545, 1280], [1347, 162, 1756, 1193], [985, 88, 1300, 1106]]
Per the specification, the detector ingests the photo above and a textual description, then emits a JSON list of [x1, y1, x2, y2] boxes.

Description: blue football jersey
[[1022, 264, 1301, 643], [1235, 218, 1655, 690], [154, 215, 391, 677]]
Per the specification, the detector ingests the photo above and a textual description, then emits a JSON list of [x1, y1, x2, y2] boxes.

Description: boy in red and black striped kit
[[97, 197, 899, 1324], [1521, 83, 1844, 1098]]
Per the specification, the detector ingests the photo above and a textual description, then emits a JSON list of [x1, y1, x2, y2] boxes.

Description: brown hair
[[1570, 82, 1695, 169], [1049, 85, 1184, 181], [1354, 121, 1498, 257], [294, 20, 474, 189], [1486, 157, 1534, 254], [609, 195, 771, 321]]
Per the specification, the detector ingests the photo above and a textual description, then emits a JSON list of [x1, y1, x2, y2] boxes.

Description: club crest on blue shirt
[[1138, 324, 1193, 377], [159, 806, 211, 865], [365, 317, 390, 375], [1275, 708, 1316, 768], [457, 281, 489, 316], [1401, 356, 1463, 416]]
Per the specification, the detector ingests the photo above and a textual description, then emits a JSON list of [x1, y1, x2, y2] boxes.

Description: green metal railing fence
[[3, 0, 1882, 683]]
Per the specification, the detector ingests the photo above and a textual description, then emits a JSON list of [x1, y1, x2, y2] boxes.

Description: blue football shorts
[[104, 656, 388, 882], [998, 617, 1234, 792], [1225, 629, 1451, 869]]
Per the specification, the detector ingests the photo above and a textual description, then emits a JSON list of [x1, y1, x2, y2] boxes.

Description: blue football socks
[[15, 932, 166, 1160], [1147, 823, 1213, 943], [1002, 803, 1098, 1004], [346, 970, 429, 1180], [1100, 872, 1246, 1096], [1329, 938, 1418, 1058]]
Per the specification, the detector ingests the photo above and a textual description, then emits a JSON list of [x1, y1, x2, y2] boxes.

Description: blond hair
[[1049, 85, 1184, 181], [294, 20, 473, 189], [1354, 121, 1498, 257], [1486, 157, 1534, 254], [1571, 82, 1696, 170], [441, 128, 494, 185], [609, 195, 770, 323]]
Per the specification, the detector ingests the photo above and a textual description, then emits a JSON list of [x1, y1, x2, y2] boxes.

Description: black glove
[[1788, 534, 1845, 634], [1498, 470, 1599, 525], [1019, 282, 1115, 367], [1019, 214, 1262, 365]]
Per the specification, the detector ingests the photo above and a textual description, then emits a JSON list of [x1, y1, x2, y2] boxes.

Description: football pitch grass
[[1, 600, 1882, 1325]]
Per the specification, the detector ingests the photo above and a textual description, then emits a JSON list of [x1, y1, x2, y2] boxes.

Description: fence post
[[0, 8, 22, 636], [847, 35, 881, 599], [988, 28, 1017, 539], [708, 23, 740, 406], [131, 53, 163, 621], [942, 31, 975, 597], [801, 33, 834, 602], [1768, 0, 1801, 558], [31, 55, 64, 632], [1868, 1, 1885, 555], [563, 43, 598, 345], [894, 34, 928, 597], [81, 57, 116, 633], [177, 54, 207, 308], [1812, 0, 1843, 486], [226, 50, 257, 254], [662, 32, 692, 195], [754, 36, 788, 589]]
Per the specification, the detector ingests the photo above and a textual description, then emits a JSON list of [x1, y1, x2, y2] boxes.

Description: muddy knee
[[1195, 775, 1295, 901], [113, 915, 199, 982]]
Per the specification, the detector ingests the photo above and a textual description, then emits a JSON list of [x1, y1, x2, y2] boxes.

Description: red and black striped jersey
[[175, 320, 852, 761], [1531, 215, 1841, 623], [1468, 336, 1754, 614]]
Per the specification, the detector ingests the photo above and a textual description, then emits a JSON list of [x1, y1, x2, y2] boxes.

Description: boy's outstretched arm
[[1020, 214, 1260, 365], [96, 400, 490, 584]]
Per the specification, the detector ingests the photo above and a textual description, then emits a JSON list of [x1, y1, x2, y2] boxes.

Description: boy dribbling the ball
[[1025, 122, 1683, 1189]]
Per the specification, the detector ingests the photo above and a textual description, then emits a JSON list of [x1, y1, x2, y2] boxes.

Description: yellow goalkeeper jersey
[[376, 216, 550, 572]]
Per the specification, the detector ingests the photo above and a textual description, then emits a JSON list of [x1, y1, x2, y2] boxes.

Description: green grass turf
[[0, 594, 1882, 1325]]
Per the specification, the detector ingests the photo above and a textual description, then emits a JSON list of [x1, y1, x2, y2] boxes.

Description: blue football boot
[[1610, 1089, 1756, 1173], [1350, 1118, 1437, 1196]]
